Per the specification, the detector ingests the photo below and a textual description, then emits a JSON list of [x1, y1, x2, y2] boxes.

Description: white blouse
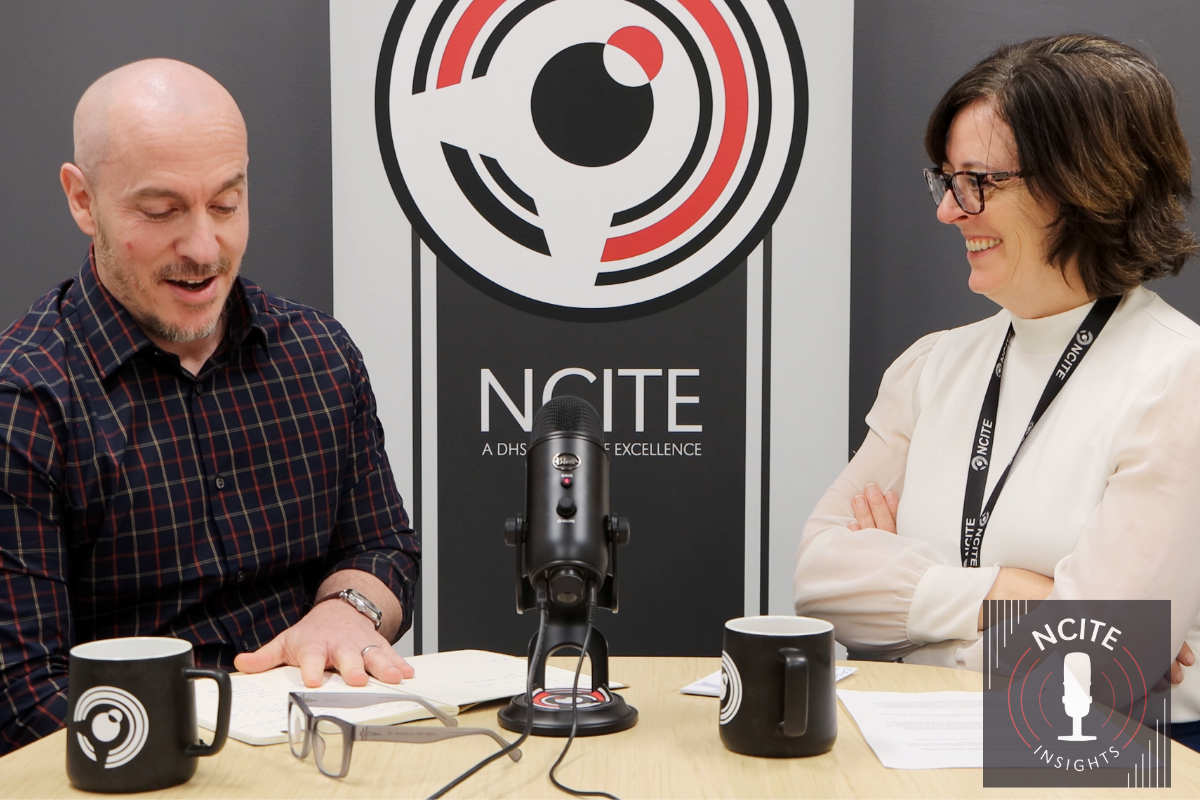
[[793, 286, 1200, 721]]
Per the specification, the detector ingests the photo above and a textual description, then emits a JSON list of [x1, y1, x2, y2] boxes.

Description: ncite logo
[[73, 686, 149, 769], [376, 0, 808, 319]]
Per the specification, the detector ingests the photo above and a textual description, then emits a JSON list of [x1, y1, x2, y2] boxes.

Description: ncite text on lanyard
[[960, 294, 1121, 568]]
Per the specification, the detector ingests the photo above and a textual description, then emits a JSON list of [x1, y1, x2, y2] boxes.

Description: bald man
[[0, 60, 418, 755]]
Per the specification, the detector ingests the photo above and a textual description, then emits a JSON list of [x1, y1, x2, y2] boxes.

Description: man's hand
[[233, 571, 414, 687], [846, 483, 900, 533]]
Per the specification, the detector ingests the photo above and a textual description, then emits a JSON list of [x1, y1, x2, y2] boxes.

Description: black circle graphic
[[531, 43, 654, 167]]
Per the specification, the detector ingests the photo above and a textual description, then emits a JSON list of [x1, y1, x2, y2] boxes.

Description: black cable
[[427, 602, 548, 800], [548, 585, 620, 800]]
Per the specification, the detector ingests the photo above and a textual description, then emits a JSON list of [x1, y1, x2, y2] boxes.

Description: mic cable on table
[[548, 583, 620, 800], [427, 594, 548, 800]]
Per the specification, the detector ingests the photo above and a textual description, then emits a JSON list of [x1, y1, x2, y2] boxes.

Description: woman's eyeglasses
[[923, 168, 1023, 215], [287, 692, 522, 779]]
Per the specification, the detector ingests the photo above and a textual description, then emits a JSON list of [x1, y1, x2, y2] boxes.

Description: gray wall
[[850, 0, 1200, 452], [0, 1, 333, 327]]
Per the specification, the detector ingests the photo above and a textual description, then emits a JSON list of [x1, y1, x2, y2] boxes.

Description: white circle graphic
[[719, 650, 742, 725], [378, 0, 807, 318], [73, 686, 149, 769]]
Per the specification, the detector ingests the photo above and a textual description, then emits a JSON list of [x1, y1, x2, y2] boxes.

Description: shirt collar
[[72, 249, 268, 379]]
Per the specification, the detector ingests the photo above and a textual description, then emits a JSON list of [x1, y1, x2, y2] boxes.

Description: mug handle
[[184, 668, 231, 757], [779, 648, 808, 737]]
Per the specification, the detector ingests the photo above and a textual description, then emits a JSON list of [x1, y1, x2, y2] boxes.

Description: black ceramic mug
[[719, 616, 837, 758], [66, 637, 231, 793]]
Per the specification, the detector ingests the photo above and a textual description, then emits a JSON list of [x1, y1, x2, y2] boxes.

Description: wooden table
[[4, 657, 1198, 798]]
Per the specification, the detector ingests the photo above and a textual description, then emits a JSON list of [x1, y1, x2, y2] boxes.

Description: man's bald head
[[73, 59, 247, 185]]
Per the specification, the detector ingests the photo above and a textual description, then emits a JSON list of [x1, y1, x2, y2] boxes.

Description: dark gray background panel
[[0, 1, 333, 326], [436, 260, 748, 657], [850, 0, 1200, 452]]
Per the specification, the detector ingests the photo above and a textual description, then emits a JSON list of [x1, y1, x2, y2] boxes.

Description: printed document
[[837, 690, 983, 769]]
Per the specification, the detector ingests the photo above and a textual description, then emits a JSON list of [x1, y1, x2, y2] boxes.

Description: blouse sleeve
[[1047, 347, 1200, 660], [793, 331, 999, 660]]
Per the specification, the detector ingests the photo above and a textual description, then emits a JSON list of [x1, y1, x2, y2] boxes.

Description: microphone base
[[1057, 735, 1097, 741], [498, 688, 638, 737]]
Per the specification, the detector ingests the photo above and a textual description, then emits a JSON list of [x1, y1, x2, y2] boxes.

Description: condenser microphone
[[524, 395, 609, 607], [501, 394, 636, 737], [1059, 652, 1097, 741]]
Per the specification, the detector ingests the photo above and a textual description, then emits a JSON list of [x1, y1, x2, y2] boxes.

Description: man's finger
[[298, 642, 332, 688], [332, 642, 370, 687], [362, 644, 408, 684], [865, 484, 895, 533], [233, 636, 285, 674]]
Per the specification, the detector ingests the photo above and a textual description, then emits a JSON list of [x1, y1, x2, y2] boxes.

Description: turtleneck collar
[[1008, 300, 1096, 354]]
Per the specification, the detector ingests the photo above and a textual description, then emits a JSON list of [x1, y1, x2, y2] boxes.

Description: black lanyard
[[960, 295, 1121, 567]]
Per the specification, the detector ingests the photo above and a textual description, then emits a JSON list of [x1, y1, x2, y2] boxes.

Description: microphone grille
[[531, 395, 604, 446]]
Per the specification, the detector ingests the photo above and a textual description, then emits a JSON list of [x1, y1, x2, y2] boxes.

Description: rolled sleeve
[[324, 342, 419, 642]]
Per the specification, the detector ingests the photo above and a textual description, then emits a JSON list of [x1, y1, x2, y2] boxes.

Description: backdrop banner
[[331, 0, 853, 656]]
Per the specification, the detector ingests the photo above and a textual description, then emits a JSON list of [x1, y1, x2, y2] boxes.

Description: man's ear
[[60, 163, 98, 237]]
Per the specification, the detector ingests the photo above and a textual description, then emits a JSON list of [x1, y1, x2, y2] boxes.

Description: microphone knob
[[556, 496, 577, 517], [504, 515, 525, 546]]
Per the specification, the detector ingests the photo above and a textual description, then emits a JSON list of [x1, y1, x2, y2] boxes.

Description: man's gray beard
[[95, 225, 232, 344]]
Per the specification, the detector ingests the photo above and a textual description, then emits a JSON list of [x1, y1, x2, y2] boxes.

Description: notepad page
[[194, 667, 451, 745], [399, 649, 622, 706]]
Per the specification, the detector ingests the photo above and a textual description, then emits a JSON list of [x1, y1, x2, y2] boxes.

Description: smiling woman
[[793, 33, 1200, 750]]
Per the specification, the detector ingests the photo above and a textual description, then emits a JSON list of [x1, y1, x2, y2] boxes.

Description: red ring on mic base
[[498, 688, 638, 737]]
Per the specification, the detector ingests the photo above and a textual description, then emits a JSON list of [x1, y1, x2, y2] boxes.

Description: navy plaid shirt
[[0, 255, 419, 755]]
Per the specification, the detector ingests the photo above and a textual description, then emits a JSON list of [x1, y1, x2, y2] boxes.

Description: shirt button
[[236, 570, 246, 583], [241, 640, 250, 650], [195, 382, 204, 395], [215, 476, 226, 489]]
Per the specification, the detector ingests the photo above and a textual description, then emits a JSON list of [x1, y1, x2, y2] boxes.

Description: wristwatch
[[317, 588, 383, 630]]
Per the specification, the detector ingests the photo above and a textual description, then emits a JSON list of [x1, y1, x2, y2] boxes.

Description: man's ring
[[361, 644, 380, 657]]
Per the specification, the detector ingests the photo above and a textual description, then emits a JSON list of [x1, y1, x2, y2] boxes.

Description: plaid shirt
[[0, 255, 419, 755]]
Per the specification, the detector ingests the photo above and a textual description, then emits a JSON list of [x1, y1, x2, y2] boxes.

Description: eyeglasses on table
[[287, 691, 522, 779]]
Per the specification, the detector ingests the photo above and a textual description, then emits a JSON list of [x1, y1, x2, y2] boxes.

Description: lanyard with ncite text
[[960, 294, 1121, 567]]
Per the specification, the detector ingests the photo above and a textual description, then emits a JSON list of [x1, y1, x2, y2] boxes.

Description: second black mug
[[719, 615, 837, 758]]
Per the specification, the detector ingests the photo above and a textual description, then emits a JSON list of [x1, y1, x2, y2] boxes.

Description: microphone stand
[[499, 516, 637, 736]]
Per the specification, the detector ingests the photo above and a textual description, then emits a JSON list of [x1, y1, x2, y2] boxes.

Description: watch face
[[341, 589, 383, 627]]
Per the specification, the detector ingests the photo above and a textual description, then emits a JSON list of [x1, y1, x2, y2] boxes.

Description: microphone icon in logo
[[1059, 652, 1098, 741]]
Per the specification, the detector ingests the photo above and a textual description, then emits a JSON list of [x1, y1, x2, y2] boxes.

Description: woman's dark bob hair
[[926, 34, 1196, 298]]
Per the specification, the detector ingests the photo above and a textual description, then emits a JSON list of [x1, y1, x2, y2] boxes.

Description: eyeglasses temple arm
[[358, 725, 522, 761], [292, 692, 458, 727]]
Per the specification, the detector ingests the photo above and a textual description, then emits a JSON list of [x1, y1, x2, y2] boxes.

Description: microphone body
[[525, 431, 609, 605]]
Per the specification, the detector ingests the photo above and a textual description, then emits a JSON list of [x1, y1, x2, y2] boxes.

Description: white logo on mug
[[73, 686, 149, 768], [719, 651, 743, 725]]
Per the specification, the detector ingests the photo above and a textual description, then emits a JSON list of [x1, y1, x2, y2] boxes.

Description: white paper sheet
[[680, 666, 856, 696], [836, 690, 982, 769]]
